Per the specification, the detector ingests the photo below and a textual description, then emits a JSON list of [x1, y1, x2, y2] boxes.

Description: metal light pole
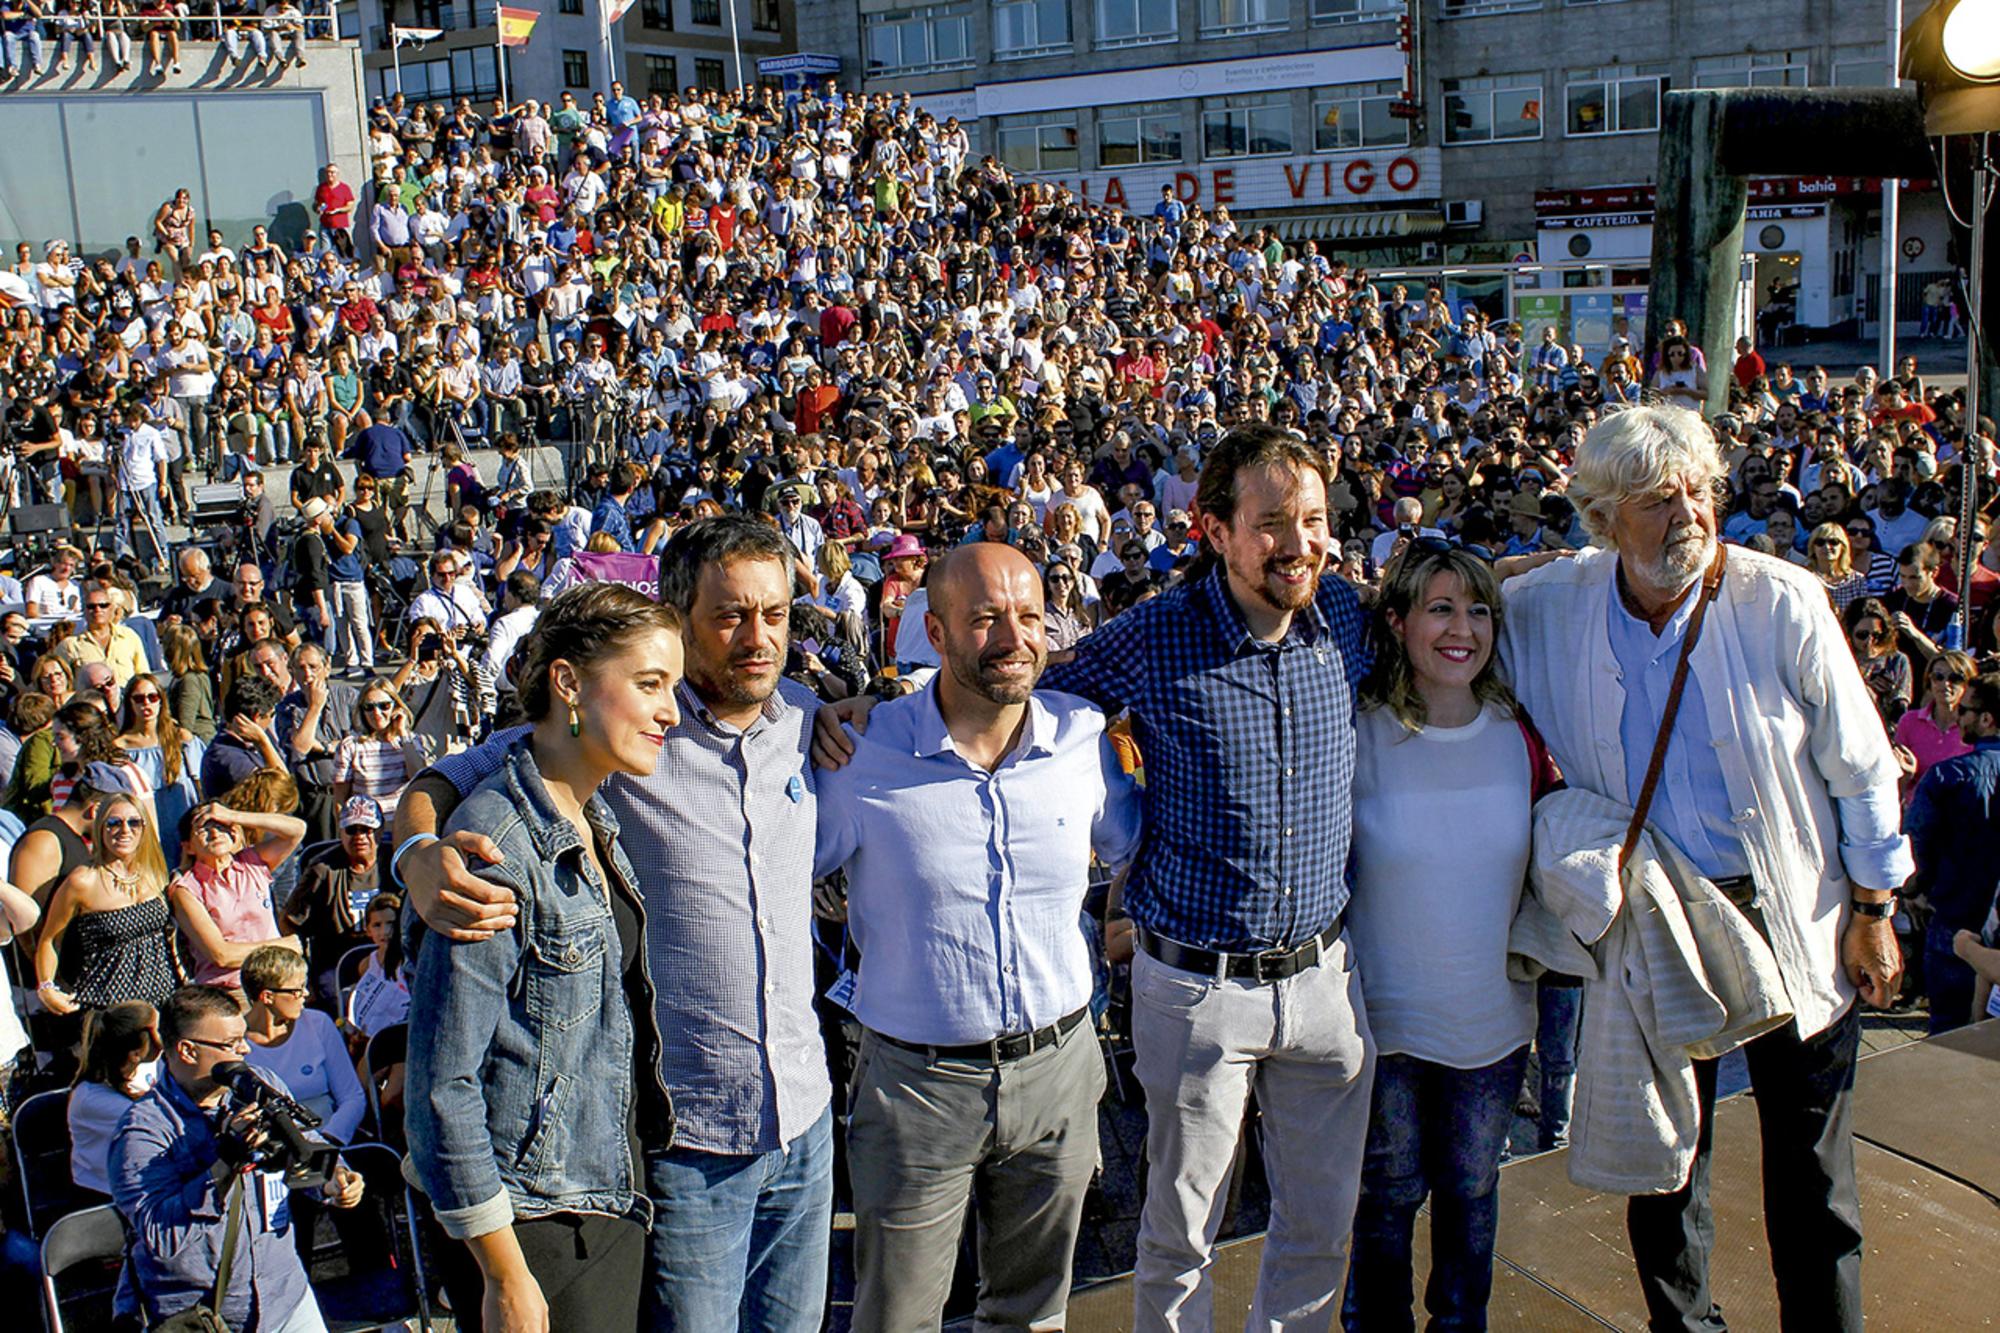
[[726, 0, 743, 89], [1881, 0, 1904, 375], [1959, 138, 1987, 644]]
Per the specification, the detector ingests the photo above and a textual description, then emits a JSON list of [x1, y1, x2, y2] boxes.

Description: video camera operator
[[109, 984, 363, 1333]]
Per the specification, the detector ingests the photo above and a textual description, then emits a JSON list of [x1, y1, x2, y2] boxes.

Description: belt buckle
[[1252, 945, 1290, 983]]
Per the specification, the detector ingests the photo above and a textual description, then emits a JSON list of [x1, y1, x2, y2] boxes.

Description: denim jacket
[[405, 738, 672, 1240]]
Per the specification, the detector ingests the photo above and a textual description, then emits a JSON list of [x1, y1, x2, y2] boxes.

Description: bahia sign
[[1032, 148, 1441, 214]]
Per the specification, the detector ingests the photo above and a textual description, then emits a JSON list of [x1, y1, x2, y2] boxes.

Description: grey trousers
[[848, 1016, 1106, 1333], [1129, 930, 1376, 1332]]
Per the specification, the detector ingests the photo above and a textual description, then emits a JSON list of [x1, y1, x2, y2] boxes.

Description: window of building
[[1098, 101, 1183, 165], [559, 0, 582, 13], [1096, 0, 1176, 46], [752, 0, 781, 30], [645, 53, 678, 93], [1441, 74, 1543, 143], [695, 57, 726, 90], [1565, 63, 1668, 135], [864, 5, 974, 75], [1832, 44, 1887, 86], [1202, 93, 1293, 159], [642, 0, 674, 28], [450, 45, 500, 97], [1438, 0, 1538, 16], [1692, 51, 1808, 88], [1312, 79, 1405, 150], [993, 0, 1070, 58], [996, 112, 1080, 172], [1309, 0, 1397, 21], [690, 0, 721, 22], [1200, 0, 1286, 37], [562, 48, 590, 88]]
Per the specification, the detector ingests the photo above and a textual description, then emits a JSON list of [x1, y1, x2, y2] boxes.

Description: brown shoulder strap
[[1619, 544, 1728, 870]]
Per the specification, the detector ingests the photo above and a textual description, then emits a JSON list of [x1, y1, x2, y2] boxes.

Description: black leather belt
[[874, 1006, 1089, 1064], [1137, 921, 1342, 984]]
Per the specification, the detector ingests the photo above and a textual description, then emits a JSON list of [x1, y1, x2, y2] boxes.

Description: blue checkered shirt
[[1042, 565, 1371, 951]]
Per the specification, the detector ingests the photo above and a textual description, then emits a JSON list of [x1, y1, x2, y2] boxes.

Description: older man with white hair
[[1499, 406, 1911, 1332]]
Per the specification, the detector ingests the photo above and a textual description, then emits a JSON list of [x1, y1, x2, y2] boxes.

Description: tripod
[[409, 406, 474, 543], [110, 432, 171, 567]]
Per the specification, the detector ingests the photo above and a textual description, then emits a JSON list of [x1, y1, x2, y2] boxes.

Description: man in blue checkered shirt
[[813, 424, 1378, 1325], [1037, 423, 1376, 1329]]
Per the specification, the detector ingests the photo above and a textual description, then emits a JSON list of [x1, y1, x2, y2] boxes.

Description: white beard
[[1630, 525, 1715, 594]]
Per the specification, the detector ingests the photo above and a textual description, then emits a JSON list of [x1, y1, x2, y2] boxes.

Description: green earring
[[568, 704, 581, 738]]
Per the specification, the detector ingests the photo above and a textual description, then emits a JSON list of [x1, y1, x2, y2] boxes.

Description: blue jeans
[[1342, 1046, 1529, 1333], [2, 25, 47, 72], [641, 1106, 834, 1333], [1535, 982, 1582, 1152], [116, 487, 168, 562], [1923, 917, 1977, 1035]]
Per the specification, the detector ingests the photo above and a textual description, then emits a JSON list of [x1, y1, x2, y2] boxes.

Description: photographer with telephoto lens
[[110, 984, 364, 1333]]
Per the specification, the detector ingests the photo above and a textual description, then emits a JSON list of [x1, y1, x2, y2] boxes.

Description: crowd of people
[[0, 69, 1997, 1333]]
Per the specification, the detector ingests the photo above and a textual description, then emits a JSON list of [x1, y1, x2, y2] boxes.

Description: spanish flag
[[497, 5, 538, 46]]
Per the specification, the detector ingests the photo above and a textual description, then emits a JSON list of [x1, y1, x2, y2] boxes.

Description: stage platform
[[1065, 1020, 2000, 1331]]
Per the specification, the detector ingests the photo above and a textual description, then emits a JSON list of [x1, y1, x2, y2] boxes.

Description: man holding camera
[[110, 985, 363, 1333]]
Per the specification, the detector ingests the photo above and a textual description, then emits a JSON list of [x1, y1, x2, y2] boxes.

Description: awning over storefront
[[1268, 211, 1445, 242]]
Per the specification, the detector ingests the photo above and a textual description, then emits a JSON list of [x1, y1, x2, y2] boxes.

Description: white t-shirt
[[1348, 702, 1537, 1068]]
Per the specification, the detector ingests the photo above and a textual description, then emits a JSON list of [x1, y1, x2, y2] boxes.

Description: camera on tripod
[[212, 1060, 341, 1189]]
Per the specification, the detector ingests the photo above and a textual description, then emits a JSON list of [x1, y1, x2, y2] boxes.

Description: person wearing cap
[[879, 533, 929, 665], [1502, 492, 1550, 557], [291, 497, 337, 655], [283, 795, 386, 1002]]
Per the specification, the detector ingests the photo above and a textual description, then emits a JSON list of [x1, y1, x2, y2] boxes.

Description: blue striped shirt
[[1041, 565, 1371, 951]]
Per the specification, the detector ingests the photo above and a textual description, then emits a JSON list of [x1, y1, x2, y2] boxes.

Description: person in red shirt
[[313, 163, 357, 259], [337, 283, 377, 339], [820, 298, 857, 351], [1732, 335, 1767, 390], [795, 364, 842, 436], [1870, 379, 1938, 429]]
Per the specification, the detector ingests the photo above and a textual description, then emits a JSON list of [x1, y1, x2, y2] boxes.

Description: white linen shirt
[[1500, 545, 1914, 1038]]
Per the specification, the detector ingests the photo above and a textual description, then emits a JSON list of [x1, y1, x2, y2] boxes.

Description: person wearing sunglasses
[[115, 673, 206, 869], [1844, 597, 1913, 724], [34, 787, 182, 1017], [334, 685, 429, 819], [51, 579, 149, 690], [242, 944, 366, 1147], [1891, 649, 1977, 793], [168, 801, 307, 991]]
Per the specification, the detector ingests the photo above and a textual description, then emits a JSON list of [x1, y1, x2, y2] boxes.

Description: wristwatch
[[1848, 897, 1895, 920]]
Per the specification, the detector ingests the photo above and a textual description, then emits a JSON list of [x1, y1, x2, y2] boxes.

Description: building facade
[[793, 0, 1945, 346], [347, 0, 793, 108]]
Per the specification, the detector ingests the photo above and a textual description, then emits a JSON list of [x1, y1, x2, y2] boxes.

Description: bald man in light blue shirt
[[815, 543, 1139, 1333]]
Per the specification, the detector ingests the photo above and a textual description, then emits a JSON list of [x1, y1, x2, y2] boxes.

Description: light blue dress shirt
[[1609, 571, 1908, 890], [814, 684, 1141, 1046], [1610, 579, 1751, 880]]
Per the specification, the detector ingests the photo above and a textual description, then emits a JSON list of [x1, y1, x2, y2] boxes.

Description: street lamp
[[1905, 0, 2000, 640], [1943, 0, 2000, 80]]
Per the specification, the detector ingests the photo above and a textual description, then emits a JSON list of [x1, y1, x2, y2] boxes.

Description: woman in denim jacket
[[407, 583, 683, 1333]]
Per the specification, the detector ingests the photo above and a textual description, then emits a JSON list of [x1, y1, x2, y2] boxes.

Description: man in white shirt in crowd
[[113, 400, 173, 564], [24, 544, 84, 619], [406, 550, 490, 634]]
